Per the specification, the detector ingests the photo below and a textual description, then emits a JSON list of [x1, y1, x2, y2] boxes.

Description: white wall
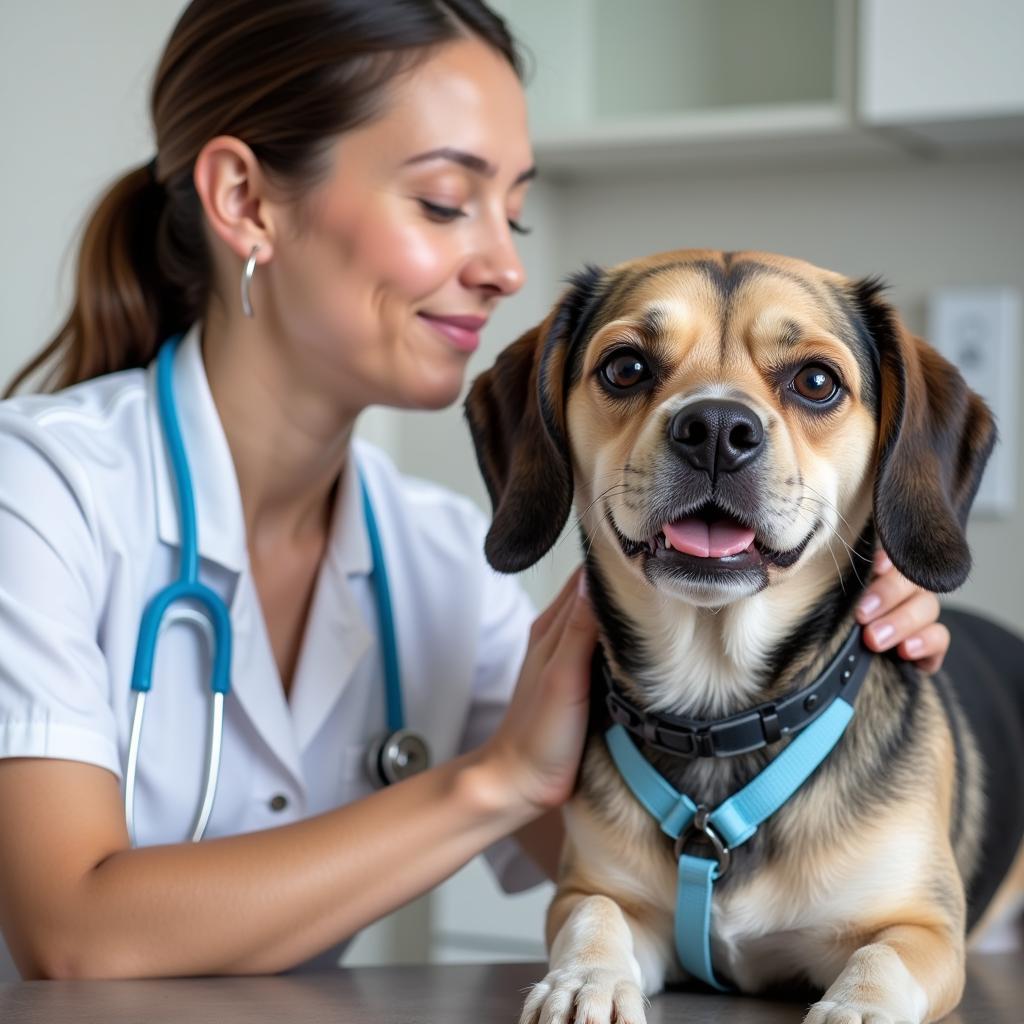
[[0, 4, 183, 383]]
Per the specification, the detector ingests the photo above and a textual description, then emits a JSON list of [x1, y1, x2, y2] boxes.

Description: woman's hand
[[480, 569, 598, 817], [855, 549, 949, 673]]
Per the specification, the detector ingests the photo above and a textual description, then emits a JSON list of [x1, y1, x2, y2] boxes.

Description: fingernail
[[870, 622, 895, 647], [577, 573, 589, 599], [904, 636, 924, 657], [857, 593, 881, 618]]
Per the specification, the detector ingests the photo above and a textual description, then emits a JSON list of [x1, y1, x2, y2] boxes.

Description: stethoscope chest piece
[[367, 729, 431, 786]]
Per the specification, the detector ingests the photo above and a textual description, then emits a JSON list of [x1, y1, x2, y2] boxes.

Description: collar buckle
[[691, 730, 716, 757], [674, 805, 731, 878]]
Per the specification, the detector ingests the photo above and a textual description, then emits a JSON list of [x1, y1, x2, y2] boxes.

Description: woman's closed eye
[[418, 198, 531, 235]]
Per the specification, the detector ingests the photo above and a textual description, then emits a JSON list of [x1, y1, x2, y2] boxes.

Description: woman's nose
[[460, 223, 526, 297]]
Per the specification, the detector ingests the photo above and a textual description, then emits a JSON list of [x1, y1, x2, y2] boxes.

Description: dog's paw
[[519, 965, 647, 1024], [803, 1000, 916, 1024]]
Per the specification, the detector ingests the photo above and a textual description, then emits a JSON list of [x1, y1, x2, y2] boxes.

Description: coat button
[[269, 794, 289, 812]]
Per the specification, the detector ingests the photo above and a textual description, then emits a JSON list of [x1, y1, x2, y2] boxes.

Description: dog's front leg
[[519, 892, 654, 1024], [804, 924, 965, 1024]]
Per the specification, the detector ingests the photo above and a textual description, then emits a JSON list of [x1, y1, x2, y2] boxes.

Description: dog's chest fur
[[573, 689, 946, 994], [574, 561, 959, 993]]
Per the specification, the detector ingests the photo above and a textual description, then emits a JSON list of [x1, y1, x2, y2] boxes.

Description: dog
[[465, 250, 1024, 1024]]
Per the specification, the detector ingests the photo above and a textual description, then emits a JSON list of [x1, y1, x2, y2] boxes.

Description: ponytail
[[4, 161, 199, 395]]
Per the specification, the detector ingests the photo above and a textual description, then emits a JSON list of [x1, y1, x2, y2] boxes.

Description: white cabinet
[[492, 0, 899, 174], [860, 0, 1024, 145], [491, 0, 1024, 176], [507, 0, 848, 130]]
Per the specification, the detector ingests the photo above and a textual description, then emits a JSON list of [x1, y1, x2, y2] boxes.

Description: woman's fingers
[[873, 548, 894, 575], [857, 550, 947, 670], [896, 622, 951, 674], [544, 575, 598, 701], [861, 588, 942, 653], [530, 568, 586, 643], [490, 570, 598, 814], [855, 557, 917, 624]]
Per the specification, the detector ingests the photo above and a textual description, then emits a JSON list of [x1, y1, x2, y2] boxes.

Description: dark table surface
[[1, 956, 1021, 1023]]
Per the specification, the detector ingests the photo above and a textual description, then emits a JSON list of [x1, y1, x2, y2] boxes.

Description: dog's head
[[466, 251, 995, 607]]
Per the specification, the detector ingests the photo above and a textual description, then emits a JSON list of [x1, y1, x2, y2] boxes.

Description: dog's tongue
[[663, 517, 756, 558]]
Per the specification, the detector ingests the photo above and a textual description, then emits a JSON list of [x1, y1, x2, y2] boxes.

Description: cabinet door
[[860, 0, 1024, 139]]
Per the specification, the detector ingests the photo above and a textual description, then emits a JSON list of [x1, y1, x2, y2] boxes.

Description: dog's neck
[[590, 534, 873, 722]]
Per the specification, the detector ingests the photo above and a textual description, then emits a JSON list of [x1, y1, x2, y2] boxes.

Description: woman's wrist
[[453, 742, 542, 836]]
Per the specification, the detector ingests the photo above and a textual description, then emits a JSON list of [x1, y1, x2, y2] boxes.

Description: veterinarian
[[0, 0, 948, 979]]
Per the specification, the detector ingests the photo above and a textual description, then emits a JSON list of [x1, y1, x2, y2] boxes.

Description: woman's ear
[[465, 266, 606, 572], [853, 279, 997, 592]]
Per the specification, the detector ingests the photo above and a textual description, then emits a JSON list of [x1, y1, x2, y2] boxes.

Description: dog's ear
[[852, 278, 996, 592], [465, 266, 606, 572]]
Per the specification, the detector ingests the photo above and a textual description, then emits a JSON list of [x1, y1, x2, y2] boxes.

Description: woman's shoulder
[[0, 367, 149, 453], [0, 368, 152, 531]]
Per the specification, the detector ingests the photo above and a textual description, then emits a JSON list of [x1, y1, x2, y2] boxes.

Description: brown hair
[[7, 0, 522, 396]]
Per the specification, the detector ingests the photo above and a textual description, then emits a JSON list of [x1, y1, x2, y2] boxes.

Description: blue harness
[[603, 627, 871, 990]]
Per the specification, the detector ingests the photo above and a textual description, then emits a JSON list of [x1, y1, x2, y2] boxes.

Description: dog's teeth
[[663, 532, 673, 551]]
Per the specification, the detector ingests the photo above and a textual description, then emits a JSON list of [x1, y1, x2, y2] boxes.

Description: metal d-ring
[[674, 805, 732, 878]]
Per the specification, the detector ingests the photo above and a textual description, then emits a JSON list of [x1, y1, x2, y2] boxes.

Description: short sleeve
[[0, 419, 120, 777], [455, 508, 547, 894]]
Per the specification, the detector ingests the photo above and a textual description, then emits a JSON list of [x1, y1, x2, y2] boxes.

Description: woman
[[0, 0, 947, 979]]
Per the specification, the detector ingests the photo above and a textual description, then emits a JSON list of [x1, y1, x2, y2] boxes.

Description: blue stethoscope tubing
[[124, 333, 409, 844]]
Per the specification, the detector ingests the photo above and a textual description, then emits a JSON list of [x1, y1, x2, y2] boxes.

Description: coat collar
[[146, 324, 247, 574], [146, 325, 376, 580], [290, 451, 375, 752], [145, 327, 378, 790]]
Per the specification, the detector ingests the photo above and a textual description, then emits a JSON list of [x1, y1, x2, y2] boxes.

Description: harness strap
[[605, 695, 857, 989]]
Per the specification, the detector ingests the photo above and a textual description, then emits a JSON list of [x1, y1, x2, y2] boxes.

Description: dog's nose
[[668, 400, 764, 477]]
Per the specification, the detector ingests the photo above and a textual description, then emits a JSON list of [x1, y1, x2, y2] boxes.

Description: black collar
[[601, 624, 872, 759]]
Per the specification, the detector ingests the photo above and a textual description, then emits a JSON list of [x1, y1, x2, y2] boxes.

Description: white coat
[[0, 323, 542, 974]]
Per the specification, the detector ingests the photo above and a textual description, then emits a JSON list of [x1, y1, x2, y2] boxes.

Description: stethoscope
[[124, 334, 430, 845]]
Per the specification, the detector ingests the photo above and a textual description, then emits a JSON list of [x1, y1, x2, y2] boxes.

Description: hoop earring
[[241, 244, 260, 318]]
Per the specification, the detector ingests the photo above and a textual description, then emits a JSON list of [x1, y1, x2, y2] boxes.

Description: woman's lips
[[418, 313, 487, 353]]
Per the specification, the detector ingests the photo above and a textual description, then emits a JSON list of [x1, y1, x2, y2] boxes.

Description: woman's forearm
[[27, 750, 533, 979]]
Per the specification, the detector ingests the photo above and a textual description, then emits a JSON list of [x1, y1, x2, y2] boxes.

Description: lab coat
[[0, 324, 543, 975]]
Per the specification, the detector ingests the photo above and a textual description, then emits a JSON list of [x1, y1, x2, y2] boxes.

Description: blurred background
[[2, 0, 1022, 968]]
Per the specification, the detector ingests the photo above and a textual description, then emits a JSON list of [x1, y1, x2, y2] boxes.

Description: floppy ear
[[465, 266, 606, 572], [853, 279, 996, 592]]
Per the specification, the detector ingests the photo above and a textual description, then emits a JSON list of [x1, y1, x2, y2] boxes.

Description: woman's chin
[[397, 370, 466, 412], [417, 381, 464, 411]]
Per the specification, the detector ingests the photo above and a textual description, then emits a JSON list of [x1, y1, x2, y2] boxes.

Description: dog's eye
[[791, 364, 839, 402], [601, 349, 652, 391]]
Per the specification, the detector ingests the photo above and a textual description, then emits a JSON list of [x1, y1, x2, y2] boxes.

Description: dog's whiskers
[[795, 497, 873, 565], [579, 504, 619, 560], [799, 482, 860, 540], [792, 503, 867, 589], [568, 488, 634, 559], [579, 470, 635, 489], [559, 484, 632, 555], [790, 497, 872, 581], [822, 531, 847, 594]]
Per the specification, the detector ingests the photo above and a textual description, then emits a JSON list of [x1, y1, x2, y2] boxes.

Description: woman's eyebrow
[[402, 146, 537, 185]]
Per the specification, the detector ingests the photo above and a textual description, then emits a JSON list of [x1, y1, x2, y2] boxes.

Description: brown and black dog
[[465, 250, 1024, 1023]]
